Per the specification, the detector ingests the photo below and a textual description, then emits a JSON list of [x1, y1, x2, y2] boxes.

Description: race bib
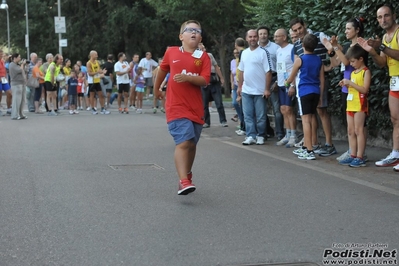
[[94, 74, 101, 79], [347, 94, 354, 101], [340, 63, 345, 72], [1, 77, 7, 84], [277, 62, 287, 74], [192, 50, 203, 59], [390, 76, 399, 91]]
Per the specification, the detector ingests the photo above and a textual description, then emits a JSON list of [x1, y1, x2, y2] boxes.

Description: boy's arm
[[173, 73, 206, 87], [285, 58, 301, 85], [342, 69, 371, 94]]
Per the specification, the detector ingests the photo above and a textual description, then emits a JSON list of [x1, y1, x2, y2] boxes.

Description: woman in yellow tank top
[[338, 45, 371, 168]]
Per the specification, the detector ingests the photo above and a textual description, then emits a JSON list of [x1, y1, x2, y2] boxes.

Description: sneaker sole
[[393, 167, 399, 172], [178, 186, 196, 195], [375, 161, 399, 167], [319, 151, 338, 157], [298, 156, 316, 160], [349, 164, 366, 168]]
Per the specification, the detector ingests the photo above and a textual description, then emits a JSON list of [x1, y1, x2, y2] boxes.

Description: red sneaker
[[178, 178, 196, 195], [187, 171, 192, 181]]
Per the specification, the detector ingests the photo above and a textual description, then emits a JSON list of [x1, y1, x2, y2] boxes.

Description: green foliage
[[245, 0, 397, 135]]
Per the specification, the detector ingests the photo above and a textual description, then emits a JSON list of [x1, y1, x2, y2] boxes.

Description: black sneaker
[[318, 144, 338, 157]]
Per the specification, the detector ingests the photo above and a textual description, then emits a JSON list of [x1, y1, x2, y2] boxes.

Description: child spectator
[[134, 67, 145, 114], [67, 71, 79, 114], [285, 34, 324, 160], [153, 20, 211, 195], [338, 45, 370, 167], [77, 72, 87, 110]]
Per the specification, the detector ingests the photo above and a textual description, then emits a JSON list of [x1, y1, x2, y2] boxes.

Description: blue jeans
[[242, 92, 266, 139], [269, 88, 284, 137], [202, 83, 227, 125], [232, 85, 244, 124]]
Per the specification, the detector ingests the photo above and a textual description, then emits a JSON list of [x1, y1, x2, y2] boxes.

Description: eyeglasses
[[182, 27, 202, 35]]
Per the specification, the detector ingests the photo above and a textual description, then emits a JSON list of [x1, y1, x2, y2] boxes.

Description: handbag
[[27, 76, 39, 88], [210, 73, 219, 84]]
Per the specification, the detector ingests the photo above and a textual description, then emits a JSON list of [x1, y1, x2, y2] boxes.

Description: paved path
[[0, 104, 398, 266]]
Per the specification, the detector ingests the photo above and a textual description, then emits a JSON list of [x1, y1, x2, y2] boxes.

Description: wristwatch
[[333, 46, 339, 51], [328, 50, 336, 57], [379, 44, 387, 52]]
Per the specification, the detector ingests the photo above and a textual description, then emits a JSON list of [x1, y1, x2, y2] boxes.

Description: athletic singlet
[[347, 67, 368, 112], [383, 27, 399, 77], [44, 62, 60, 83], [87, 60, 101, 84]]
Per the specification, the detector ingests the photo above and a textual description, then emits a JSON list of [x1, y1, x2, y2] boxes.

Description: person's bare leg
[[174, 140, 196, 180], [317, 107, 333, 145]]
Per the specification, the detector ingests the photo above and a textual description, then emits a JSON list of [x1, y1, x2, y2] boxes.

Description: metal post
[[25, 0, 29, 58], [0, 0, 10, 53], [58, 0, 62, 55], [6, 7, 9, 52]]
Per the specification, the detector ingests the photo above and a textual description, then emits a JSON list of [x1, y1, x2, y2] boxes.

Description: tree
[[144, 0, 249, 97]]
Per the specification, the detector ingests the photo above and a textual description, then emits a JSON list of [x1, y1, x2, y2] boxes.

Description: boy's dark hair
[[107, 54, 114, 60], [302, 34, 318, 52], [257, 25, 270, 35], [235, 37, 245, 47], [346, 44, 367, 61], [289, 18, 305, 29]]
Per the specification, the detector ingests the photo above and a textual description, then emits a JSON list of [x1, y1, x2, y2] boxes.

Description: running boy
[[338, 45, 370, 167], [154, 20, 211, 195], [285, 34, 324, 160]]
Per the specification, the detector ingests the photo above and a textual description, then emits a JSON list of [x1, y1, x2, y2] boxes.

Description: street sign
[[59, 39, 67, 47], [54, 16, 66, 33]]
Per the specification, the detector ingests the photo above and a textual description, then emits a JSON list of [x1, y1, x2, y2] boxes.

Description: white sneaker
[[242, 136, 256, 145], [235, 129, 246, 136], [100, 109, 110, 115], [256, 136, 265, 145], [73, 110, 79, 114], [69, 110, 74, 115], [336, 150, 350, 161], [298, 151, 316, 160], [276, 136, 289, 146], [87, 107, 91, 111], [293, 147, 306, 155], [209, 107, 214, 113], [285, 136, 296, 148]]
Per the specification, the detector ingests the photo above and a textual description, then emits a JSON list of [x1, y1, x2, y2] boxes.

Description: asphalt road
[[0, 104, 398, 266]]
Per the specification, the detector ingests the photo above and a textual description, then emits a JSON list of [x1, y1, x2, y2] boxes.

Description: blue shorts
[[135, 86, 145, 93], [1, 82, 10, 91], [278, 86, 295, 107], [168, 118, 203, 145]]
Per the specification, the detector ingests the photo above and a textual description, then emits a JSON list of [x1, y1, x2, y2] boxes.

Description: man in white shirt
[[274, 28, 297, 147], [114, 52, 131, 114], [238, 29, 273, 145], [258, 26, 284, 140], [138, 52, 158, 99]]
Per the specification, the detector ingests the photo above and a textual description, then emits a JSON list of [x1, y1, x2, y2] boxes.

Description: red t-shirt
[[160, 47, 211, 125], [77, 79, 84, 93]]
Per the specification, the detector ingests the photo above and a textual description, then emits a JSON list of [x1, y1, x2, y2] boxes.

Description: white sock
[[392, 150, 399, 158], [290, 130, 296, 138]]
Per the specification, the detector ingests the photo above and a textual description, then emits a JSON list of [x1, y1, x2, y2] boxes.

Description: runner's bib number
[[1, 77, 7, 84], [390, 76, 399, 91], [277, 62, 287, 74], [340, 63, 345, 72], [347, 94, 353, 101]]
